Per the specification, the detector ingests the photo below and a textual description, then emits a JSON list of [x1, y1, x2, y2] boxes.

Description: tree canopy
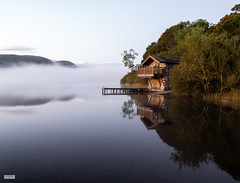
[[142, 20, 215, 61], [231, 3, 240, 13], [171, 28, 240, 95], [214, 13, 240, 37]]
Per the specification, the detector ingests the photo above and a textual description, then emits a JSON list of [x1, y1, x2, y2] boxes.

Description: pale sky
[[0, 0, 238, 64]]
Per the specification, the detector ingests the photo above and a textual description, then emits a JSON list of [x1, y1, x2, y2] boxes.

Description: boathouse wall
[[137, 56, 179, 91]]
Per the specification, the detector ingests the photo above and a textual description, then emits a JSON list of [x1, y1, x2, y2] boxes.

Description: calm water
[[0, 65, 240, 183]]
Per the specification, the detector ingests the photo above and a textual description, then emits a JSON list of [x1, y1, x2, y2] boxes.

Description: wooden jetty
[[102, 87, 150, 95]]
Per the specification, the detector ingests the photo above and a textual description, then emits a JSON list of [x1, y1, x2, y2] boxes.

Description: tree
[[141, 20, 214, 62], [210, 33, 240, 92], [177, 28, 216, 93], [171, 26, 240, 95], [215, 4, 240, 37], [121, 49, 138, 71], [231, 3, 240, 13], [142, 42, 157, 60], [142, 22, 189, 61]]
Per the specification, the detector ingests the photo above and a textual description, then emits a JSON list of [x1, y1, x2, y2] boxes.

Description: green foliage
[[120, 70, 137, 84], [171, 27, 240, 95], [121, 49, 138, 71], [175, 28, 216, 93], [171, 64, 203, 95], [215, 13, 240, 37], [133, 76, 148, 85], [142, 20, 215, 62], [120, 70, 148, 85], [142, 42, 158, 60], [214, 3, 240, 37], [231, 3, 240, 13], [142, 22, 189, 60]]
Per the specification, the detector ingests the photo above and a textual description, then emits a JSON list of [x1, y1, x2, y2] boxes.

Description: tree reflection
[[121, 98, 136, 119], [120, 95, 152, 120], [131, 95, 240, 181]]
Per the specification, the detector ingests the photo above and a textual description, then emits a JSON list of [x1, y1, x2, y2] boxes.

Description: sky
[[0, 0, 238, 64]]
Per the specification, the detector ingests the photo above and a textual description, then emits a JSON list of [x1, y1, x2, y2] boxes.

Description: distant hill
[[0, 54, 77, 68], [55, 60, 78, 68]]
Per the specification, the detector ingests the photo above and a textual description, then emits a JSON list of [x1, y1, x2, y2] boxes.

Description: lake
[[0, 65, 239, 183]]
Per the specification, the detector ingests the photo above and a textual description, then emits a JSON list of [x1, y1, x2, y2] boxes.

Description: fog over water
[[0, 64, 127, 102]]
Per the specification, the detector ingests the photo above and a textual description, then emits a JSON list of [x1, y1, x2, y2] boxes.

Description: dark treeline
[[142, 3, 240, 95]]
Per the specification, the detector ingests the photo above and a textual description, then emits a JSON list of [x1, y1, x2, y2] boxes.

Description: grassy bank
[[170, 90, 240, 110], [205, 90, 240, 106], [120, 70, 148, 87]]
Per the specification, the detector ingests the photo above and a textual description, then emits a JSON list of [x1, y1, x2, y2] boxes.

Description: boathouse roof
[[141, 55, 180, 66]]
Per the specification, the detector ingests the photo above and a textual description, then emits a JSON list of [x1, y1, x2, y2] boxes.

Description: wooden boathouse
[[137, 56, 180, 91]]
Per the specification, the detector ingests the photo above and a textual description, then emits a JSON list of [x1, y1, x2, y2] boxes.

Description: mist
[[0, 64, 128, 105]]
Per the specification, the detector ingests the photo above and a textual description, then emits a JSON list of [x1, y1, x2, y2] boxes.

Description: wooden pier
[[102, 87, 150, 95]]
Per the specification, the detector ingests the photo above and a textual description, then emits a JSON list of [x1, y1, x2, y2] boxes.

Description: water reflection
[[121, 99, 136, 119], [127, 94, 240, 181], [0, 94, 76, 107], [137, 94, 170, 129]]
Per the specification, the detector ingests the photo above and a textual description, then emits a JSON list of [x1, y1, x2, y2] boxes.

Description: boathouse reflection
[[123, 95, 240, 181], [137, 95, 170, 129]]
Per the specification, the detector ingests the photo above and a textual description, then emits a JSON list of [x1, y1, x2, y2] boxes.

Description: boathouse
[[137, 56, 180, 91]]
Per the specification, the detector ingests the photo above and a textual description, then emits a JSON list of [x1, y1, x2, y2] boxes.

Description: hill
[[0, 54, 77, 68], [55, 60, 78, 68]]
